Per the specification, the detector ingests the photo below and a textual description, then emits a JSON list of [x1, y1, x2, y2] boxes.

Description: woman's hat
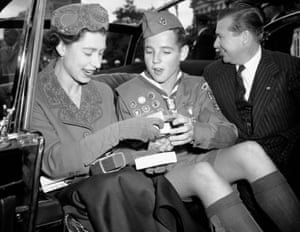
[[51, 3, 109, 35]]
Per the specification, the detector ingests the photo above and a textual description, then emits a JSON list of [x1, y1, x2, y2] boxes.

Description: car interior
[[0, 0, 300, 231]]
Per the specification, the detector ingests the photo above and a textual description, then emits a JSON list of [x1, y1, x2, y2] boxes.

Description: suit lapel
[[249, 50, 280, 132], [213, 63, 244, 127]]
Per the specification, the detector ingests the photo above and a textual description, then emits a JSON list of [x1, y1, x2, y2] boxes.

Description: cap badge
[[159, 16, 167, 26]]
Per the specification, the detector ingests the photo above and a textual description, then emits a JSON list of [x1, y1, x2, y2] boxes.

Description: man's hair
[[218, 5, 264, 41]]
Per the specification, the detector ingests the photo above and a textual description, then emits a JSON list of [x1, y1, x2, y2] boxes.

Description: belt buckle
[[98, 151, 126, 174]]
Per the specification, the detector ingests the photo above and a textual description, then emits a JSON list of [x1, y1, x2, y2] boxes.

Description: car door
[[0, 0, 45, 231]]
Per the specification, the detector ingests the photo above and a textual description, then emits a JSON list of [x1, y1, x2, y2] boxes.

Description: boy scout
[[117, 10, 237, 151], [116, 10, 300, 232]]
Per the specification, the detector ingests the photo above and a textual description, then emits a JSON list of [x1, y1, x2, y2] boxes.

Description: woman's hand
[[119, 117, 164, 142]]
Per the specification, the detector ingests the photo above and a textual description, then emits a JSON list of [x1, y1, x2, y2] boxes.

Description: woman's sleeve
[[31, 100, 122, 179]]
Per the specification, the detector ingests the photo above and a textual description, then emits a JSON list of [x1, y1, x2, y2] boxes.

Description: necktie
[[236, 65, 246, 102], [235, 65, 253, 135]]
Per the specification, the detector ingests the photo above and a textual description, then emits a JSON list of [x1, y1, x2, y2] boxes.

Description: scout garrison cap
[[142, 10, 183, 39], [51, 3, 109, 36]]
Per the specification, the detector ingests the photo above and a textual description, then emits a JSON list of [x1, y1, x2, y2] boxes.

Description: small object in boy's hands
[[159, 122, 172, 134], [146, 110, 176, 121], [146, 111, 176, 134]]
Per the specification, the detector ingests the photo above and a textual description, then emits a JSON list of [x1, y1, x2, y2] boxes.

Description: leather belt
[[89, 150, 153, 175]]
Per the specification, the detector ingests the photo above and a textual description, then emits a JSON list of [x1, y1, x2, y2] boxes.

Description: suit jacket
[[203, 49, 300, 170]]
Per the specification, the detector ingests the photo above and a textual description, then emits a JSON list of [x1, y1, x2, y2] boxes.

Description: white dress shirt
[[236, 46, 262, 101]]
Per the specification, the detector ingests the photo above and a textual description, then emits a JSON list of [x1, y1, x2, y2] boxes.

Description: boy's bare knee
[[236, 141, 268, 162], [235, 141, 277, 179], [190, 162, 219, 186]]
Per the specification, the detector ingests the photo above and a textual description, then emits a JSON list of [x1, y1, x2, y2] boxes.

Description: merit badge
[[147, 91, 155, 99], [207, 90, 214, 100], [129, 101, 137, 108], [201, 82, 209, 90], [142, 105, 150, 113], [152, 100, 160, 108], [133, 109, 141, 116], [207, 91, 220, 111], [137, 96, 146, 104], [213, 103, 220, 111]]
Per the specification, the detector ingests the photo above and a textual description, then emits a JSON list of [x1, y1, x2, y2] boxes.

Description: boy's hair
[[172, 28, 187, 47], [142, 27, 187, 48]]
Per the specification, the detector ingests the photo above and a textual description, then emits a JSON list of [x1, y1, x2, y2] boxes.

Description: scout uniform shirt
[[116, 72, 238, 150]]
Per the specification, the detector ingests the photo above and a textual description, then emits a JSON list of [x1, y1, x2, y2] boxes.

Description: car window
[[292, 27, 300, 57], [0, 0, 29, 119], [263, 11, 300, 57]]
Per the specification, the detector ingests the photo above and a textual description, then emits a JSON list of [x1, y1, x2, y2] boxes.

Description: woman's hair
[[217, 5, 264, 42], [43, 28, 106, 57]]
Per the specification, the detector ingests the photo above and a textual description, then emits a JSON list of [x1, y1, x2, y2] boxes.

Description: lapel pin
[[266, 86, 271, 91]]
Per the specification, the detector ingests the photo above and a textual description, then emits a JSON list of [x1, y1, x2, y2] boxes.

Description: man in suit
[[204, 3, 300, 177], [203, 6, 300, 228]]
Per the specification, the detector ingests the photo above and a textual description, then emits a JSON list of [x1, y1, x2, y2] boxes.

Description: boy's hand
[[145, 165, 168, 175], [168, 113, 194, 146], [148, 137, 173, 152]]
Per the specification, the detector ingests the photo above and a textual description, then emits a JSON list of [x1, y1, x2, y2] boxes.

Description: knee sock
[[206, 191, 262, 232], [251, 171, 300, 232]]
